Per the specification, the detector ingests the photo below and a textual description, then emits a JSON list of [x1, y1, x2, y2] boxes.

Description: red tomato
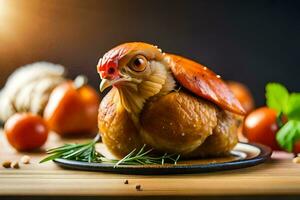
[[293, 140, 300, 154], [44, 81, 100, 136], [4, 113, 49, 151], [243, 107, 281, 150]]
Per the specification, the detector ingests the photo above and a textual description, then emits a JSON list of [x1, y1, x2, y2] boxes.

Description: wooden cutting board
[[0, 130, 300, 197]]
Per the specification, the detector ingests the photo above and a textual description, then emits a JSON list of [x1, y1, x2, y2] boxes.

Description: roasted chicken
[[97, 42, 245, 158]]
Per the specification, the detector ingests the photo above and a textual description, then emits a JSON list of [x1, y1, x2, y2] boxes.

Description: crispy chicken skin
[[186, 110, 240, 158], [98, 88, 142, 158], [99, 89, 239, 158], [140, 91, 218, 155]]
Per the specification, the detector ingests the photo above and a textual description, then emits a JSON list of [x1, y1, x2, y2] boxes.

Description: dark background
[[0, 0, 299, 106]]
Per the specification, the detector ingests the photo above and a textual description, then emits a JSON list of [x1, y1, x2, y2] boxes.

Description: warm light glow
[[0, 0, 11, 34], [0, 0, 17, 42], [0, 0, 8, 24]]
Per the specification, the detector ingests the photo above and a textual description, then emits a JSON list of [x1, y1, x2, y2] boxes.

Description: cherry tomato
[[243, 107, 281, 150], [293, 140, 300, 154], [4, 113, 49, 151]]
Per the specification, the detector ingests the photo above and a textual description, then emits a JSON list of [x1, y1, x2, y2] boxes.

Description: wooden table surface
[[1, 131, 300, 198]]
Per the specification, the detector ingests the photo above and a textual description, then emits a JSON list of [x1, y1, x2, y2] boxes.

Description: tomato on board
[[243, 107, 281, 150], [4, 113, 49, 151], [44, 81, 100, 136], [293, 140, 300, 154]]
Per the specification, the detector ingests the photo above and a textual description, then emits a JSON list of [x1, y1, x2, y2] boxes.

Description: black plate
[[53, 142, 272, 175]]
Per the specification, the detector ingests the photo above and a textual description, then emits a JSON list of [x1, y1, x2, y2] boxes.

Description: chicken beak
[[99, 77, 128, 92], [100, 79, 112, 92], [100, 76, 141, 92]]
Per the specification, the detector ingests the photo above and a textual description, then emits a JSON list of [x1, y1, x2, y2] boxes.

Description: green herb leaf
[[112, 144, 180, 167], [40, 135, 101, 163], [276, 120, 300, 152], [286, 93, 300, 121], [39, 152, 64, 163], [266, 83, 289, 114], [40, 137, 180, 166]]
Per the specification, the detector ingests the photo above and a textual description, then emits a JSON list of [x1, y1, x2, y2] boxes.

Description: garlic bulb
[[0, 62, 66, 122]]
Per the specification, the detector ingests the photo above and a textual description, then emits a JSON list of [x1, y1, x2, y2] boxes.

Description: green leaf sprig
[[40, 134, 101, 163], [266, 83, 300, 152], [111, 145, 181, 167], [40, 136, 180, 167], [266, 83, 300, 121]]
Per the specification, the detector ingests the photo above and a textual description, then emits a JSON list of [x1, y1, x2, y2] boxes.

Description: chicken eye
[[129, 55, 148, 72]]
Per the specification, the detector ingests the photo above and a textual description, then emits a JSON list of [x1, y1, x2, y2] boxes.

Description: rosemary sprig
[[40, 135, 101, 163], [40, 136, 180, 167], [110, 145, 181, 167]]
